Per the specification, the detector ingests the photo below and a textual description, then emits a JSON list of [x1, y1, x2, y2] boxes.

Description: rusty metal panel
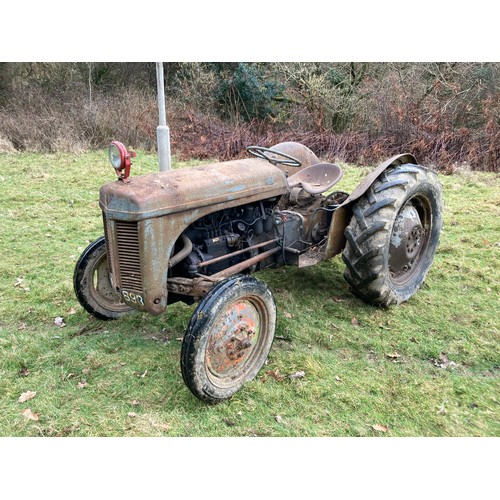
[[100, 158, 291, 315], [339, 153, 417, 207], [99, 158, 288, 221], [109, 191, 287, 315]]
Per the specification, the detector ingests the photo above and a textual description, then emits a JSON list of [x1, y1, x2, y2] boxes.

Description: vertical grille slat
[[115, 220, 143, 294], [103, 213, 113, 277]]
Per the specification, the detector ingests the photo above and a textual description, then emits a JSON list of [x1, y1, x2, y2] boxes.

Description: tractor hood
[[99, 158, 288, 221]]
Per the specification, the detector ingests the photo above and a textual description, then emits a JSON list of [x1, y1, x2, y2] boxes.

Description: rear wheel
[[342, 164, 443, 306], [181, 275, 276, 403], [73, 237, 134, 320]]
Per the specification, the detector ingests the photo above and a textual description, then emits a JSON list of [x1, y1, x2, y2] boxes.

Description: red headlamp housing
[[109, 141, 136, 183]]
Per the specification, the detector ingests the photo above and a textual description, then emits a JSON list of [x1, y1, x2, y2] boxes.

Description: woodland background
[[0, 62, 498, 171]]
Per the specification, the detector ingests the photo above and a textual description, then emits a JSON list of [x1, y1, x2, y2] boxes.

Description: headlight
[[109, 141, 127, 170], [108, 141, 136, 183]]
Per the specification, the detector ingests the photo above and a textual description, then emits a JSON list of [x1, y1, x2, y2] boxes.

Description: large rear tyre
[[181, 275, 276, 403], [342, 164, 443, 306], [73, 237, 134, 320]]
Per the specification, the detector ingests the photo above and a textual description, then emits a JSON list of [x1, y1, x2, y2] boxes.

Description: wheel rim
[[205, 296, 269, 388], [89, 253, 130, 313], [388, 194, 432, 286]]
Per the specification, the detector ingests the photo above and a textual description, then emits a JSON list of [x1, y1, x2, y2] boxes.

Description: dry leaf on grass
[[54, 316, 65, 328], [275, 415, 283, 424], [21, 408, 39, 421], [77, 381, 88, 389], [351, 317, 360, 327], [386, 352, 400, 359], [18, 390, 37, 403], [127, 412, 137, 418], [14, 277, 24, 287], [432, 352, 458, 369], [283, 311, 295, 319], [371, 424, 388, 432], [288, 371, 305, 379], [266, 369, 285, 381]]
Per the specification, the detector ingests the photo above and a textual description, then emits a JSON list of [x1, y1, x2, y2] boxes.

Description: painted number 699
[[122, 290, 144, 305]]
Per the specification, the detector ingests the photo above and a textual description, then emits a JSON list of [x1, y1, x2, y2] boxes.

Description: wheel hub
[[206, 301, 258, 377], [389, 203, 424, 281]]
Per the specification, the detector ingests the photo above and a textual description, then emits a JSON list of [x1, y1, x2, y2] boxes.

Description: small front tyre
[[73, 237, 134, 320], [181, 276, 276, 403]]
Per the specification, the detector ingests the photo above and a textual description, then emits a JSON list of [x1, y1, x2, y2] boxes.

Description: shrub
[[215, 63, 284, 121]]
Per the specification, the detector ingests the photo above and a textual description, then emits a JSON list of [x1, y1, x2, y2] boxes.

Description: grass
[[0, 151, 498, 437]]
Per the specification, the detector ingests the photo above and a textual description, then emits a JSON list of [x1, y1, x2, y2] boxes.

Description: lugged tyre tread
[[355, 221, 388, 245], [374, 179, 408, 193], [342, 164, 443, 307], [363, 197, 396, 217], [386, 164, 422, 176]]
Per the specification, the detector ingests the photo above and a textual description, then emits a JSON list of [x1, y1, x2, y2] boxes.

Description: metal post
[[156, 62, 171, 171]]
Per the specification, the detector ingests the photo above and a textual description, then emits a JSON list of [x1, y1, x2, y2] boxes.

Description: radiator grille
[[115, 220, 143, 293]]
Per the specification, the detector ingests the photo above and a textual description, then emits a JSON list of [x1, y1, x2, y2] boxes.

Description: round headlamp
[[108, 141, 136, 182], [109, 141, 127, 170]]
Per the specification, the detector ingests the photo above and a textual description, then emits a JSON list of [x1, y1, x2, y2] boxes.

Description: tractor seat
[[287, 162, 343, 195]]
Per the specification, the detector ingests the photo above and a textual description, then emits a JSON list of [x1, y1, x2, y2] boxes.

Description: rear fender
[[324, 153, 418, 259]]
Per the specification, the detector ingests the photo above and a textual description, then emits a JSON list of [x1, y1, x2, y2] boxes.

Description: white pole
[[156, 62, 171, 171]]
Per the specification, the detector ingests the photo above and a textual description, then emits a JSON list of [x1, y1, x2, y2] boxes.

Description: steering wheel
[[246, 146, 302, 168]]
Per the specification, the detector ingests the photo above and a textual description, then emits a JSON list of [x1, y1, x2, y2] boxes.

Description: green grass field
[[0, 151, 498, 436]]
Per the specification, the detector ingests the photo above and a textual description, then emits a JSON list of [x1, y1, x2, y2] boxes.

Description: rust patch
[[206, 300, 259, 376]]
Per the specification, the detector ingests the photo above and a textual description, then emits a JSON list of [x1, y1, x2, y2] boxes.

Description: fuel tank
[[99, 158, 288, 220]]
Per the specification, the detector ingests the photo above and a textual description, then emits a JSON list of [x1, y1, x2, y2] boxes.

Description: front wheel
[[73, 237, 134, 320], [342, 164, 443, 306], [181, 275, 276, 403]]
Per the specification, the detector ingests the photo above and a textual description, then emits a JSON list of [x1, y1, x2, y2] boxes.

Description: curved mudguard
[[324, 153, 418, 258]]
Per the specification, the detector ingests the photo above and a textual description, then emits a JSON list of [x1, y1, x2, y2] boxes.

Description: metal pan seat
[[286, 163, 343, 195]]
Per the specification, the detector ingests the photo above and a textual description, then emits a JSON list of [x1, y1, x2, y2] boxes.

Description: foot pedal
[[298, 247, 325, 268]]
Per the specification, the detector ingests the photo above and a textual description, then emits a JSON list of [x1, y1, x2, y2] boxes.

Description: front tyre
[[181, 276, 276, 403], [342, 164, 443, 306], [73, 237, 134, 320]]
